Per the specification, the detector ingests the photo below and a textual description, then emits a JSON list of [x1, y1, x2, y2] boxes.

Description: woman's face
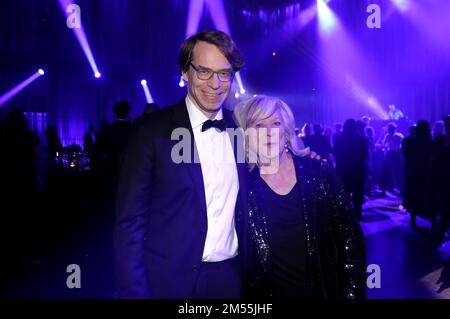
[[247, 109, 286, 163]]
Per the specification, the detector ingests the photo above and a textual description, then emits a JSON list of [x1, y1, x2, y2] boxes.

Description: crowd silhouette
[[0, 102, 448, 298]]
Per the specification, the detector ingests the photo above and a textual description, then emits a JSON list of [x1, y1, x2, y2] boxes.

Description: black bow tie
[[201, 119, 227, 132]]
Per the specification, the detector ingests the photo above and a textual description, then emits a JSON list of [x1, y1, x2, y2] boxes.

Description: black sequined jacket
[[246, 155, 366, 299]]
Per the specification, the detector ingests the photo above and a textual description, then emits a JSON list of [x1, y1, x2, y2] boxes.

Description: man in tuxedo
[[114, 30, 249, 298]]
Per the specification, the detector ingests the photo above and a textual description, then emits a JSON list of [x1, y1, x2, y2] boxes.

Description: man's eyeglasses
[[189, 63, 234, 82]]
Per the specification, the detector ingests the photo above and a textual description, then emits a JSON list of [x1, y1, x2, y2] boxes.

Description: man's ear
[[182, 71, 189, 82]]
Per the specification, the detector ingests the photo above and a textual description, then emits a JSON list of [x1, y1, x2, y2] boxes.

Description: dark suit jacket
[[114, 100, 249, 298]]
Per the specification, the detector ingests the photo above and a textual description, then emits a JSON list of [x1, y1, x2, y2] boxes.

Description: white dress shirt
[[185, 96, 239, 262]]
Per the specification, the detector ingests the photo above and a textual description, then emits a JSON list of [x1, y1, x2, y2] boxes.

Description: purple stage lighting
[[58, 0, 101, 78], [205, 0, 231, 35], [345, 74, 387, 119], [316, 1, 388, 119], [299, 4, 319, 27], [317, 0, 337, 35], [395, 1, 450, 52], [186, 0, 230, 38], [235, 73, 246, 96], [140, 79, 154, 104], [0, 69, 45, 107], [244, 2, 319, 68], [186, 0, 205, 38], [391, 0, 410, 12]]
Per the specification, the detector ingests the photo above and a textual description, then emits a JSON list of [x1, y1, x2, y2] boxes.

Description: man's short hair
[[388, 122, 397, 128], [444, 115, 450, 123], [177, 30, 245, 74], [313, 124, 323, 134], [113, 101, 131, 120], [387, 122, 397, 133]]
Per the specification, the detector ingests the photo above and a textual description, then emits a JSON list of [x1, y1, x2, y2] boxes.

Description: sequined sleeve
[[320, 161, 366, 299]]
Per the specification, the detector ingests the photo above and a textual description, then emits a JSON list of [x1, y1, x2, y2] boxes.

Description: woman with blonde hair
[[233, 95, 365, 299]]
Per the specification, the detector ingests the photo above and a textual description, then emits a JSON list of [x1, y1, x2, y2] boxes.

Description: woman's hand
[[308, 150, 325, 162]]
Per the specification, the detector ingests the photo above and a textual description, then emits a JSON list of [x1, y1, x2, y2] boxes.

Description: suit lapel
[[171, 100, 207, 214]]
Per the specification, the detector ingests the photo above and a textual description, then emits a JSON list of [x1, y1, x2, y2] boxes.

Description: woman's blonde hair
[[233, 95, 309, 171]]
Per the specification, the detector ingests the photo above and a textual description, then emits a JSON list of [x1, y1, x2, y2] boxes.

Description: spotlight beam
[[140, 80, 154, 103], [186, 0, 205, 38], [344, 73, 387, 119], [58, 0, 101, 77], [205, 0, 231, 35], [234, 73, 245, 95], [317, 0, 338, 35], [0, 70, 44, 107]]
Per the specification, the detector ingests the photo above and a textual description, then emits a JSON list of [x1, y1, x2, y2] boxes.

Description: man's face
[[182, 41, 233, 116]]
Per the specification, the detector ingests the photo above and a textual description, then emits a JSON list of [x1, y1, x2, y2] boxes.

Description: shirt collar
[[185, 95, 223, 130]]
